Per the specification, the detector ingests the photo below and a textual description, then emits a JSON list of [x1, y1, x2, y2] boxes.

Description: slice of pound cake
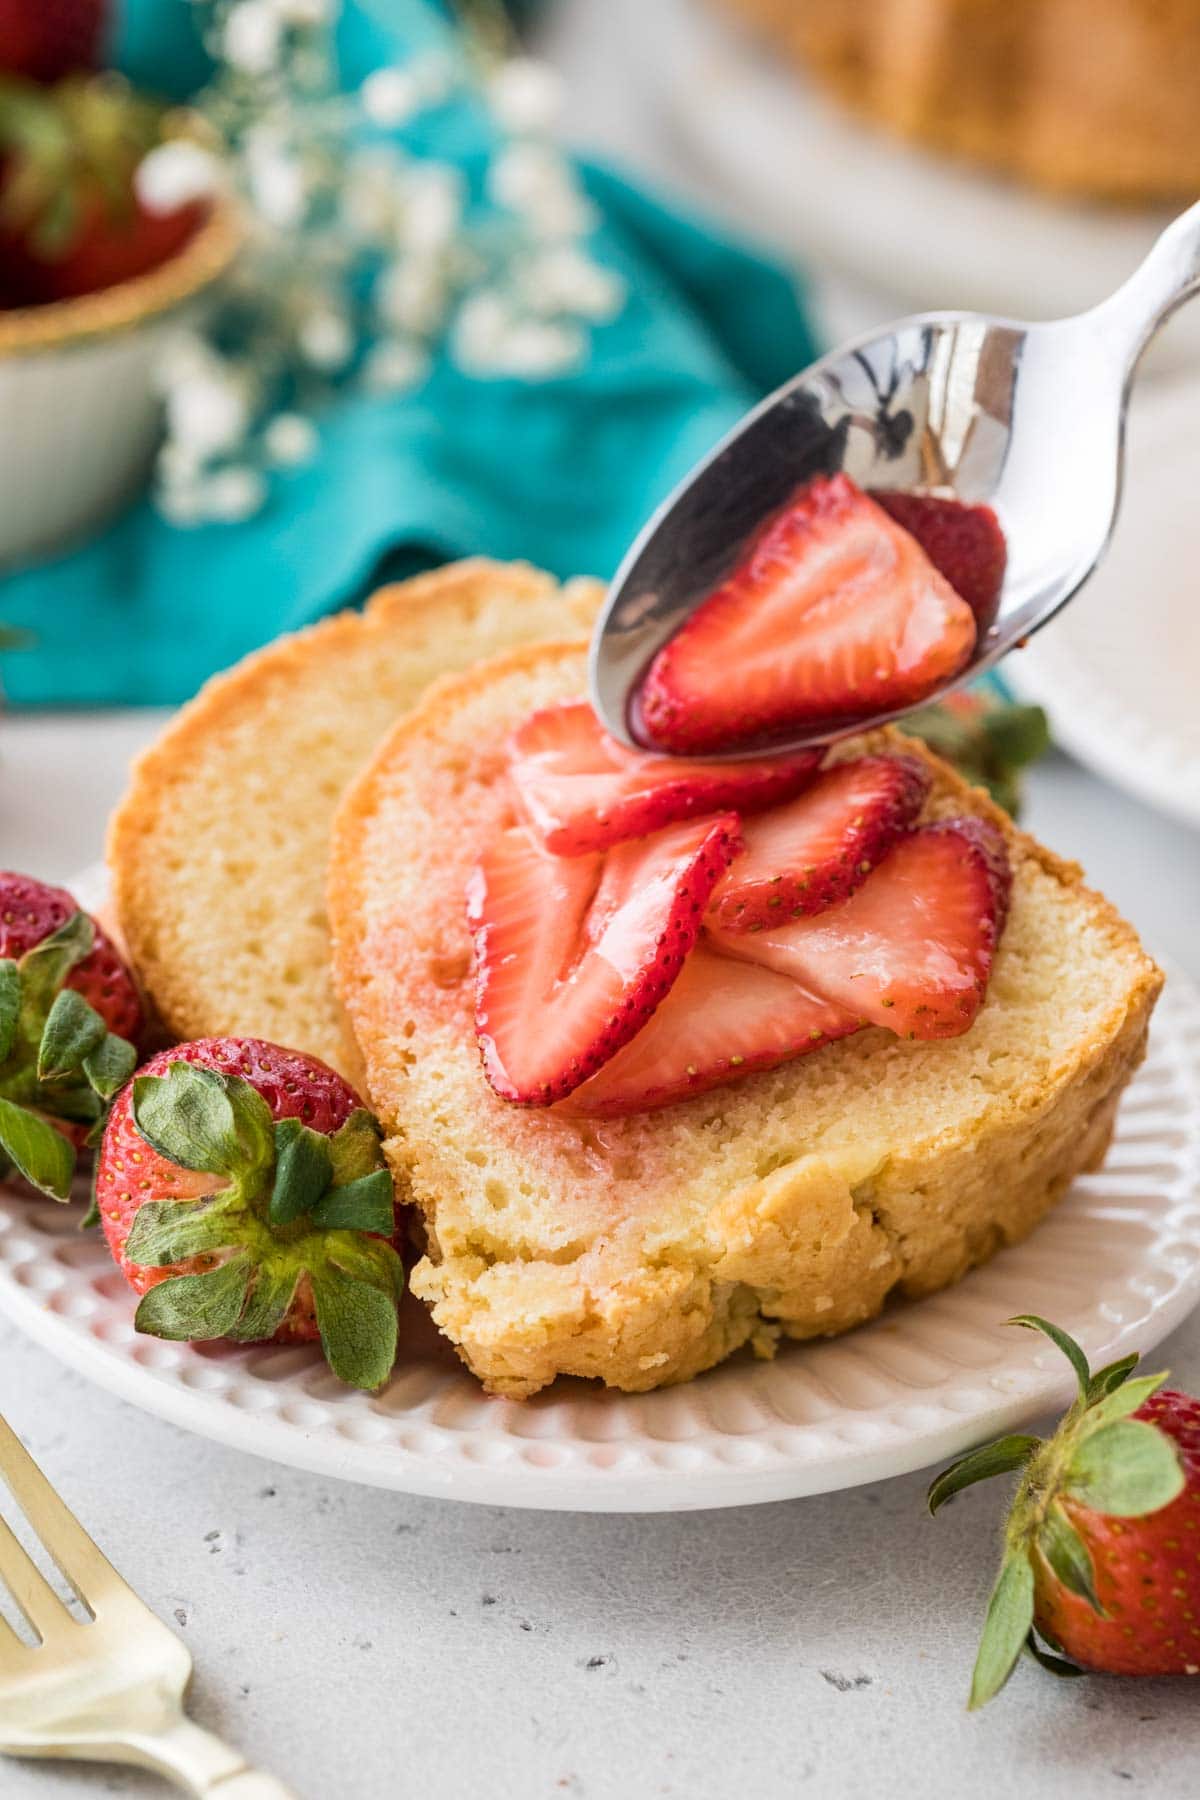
[[108, 561, 602, 1079], [328, 641, 1162, 1398]]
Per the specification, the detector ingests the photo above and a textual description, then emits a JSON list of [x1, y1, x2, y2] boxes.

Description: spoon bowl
[[591, 200, 1200, 756]]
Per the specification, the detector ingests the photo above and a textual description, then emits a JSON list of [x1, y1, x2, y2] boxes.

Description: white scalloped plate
[[1, 958, 1198, 1511]]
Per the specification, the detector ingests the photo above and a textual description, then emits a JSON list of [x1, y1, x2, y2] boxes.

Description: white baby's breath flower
[[135, 141, 224, 214], [488, 143, 592, 238], [202, 466, 269, 522], [298, 309, 355, 370], [408, 50, 456, 106], [493, 318, 583, 377], [245, 134, 307, 229], [156, 481, 207, 528], [452, 288, 511, 364], [270, 0, 331, 25], [399, 163, 462, 254], [224, 1, 282, 76], [154, 330, 215, 395], [360, 66, 421, 129], [375, 259, 446, 336], [453, 291, 582, 377], [362, 339, 431, 393], [340, 149, 403, 240], [523, 245, 623, 321], [486, 58, 564, 135], [263, 411, 319, 466], [166, 372, 250, 459]]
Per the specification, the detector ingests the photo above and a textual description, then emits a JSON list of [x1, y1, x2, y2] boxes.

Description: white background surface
[[2, 2, 1200, 1792]]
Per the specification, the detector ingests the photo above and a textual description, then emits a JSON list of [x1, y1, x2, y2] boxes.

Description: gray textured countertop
[[0, 716, 1197, 1800]]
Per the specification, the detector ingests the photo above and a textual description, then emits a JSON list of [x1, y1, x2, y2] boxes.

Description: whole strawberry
[[930, 1316, 1199, 1704], [0, 871, 141, 1200], [0, 0, 106, 84], [96, 1038, 405, 1391], [0, 74, 206, 308]]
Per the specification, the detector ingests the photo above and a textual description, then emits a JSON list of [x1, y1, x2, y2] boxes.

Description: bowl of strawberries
[[0, 0, 237, 566]]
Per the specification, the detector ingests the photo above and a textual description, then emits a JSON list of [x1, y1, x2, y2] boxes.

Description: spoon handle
[[1087, 198, 1200, 370]]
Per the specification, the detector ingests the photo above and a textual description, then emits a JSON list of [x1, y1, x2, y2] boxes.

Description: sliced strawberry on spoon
[[509, 701, 819, 856], [560, 944, 859, 1116], [709, 753, 931, 933], [469, 813, 742, 1105], [875, 491, 1007, 629], [637, 472, 977, 755], [711, 817, 1011, 1039]]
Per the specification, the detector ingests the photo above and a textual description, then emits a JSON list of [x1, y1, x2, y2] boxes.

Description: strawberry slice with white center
[[709, 753, 932, 932], [468, 813, 742, 1105], [637, 472, 978, 755], [509, 700, 819, 856], [560, 944, 860, 1117], [711, 818, 1012, 1040]]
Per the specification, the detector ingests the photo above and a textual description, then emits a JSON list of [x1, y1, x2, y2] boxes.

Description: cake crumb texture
[[108, 561, 603, 1080], [330, 642, 1163, 1397]]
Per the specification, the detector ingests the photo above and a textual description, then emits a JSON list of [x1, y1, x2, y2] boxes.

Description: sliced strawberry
[[875, 491, 1007, 630], [560, 944, 859, 1116], [708, 753, 931, 932], [509, 701, 820, 856], [711, 818, 1011, 1040], [468, 813, 742, 1105], [637, 473, 977, 755]]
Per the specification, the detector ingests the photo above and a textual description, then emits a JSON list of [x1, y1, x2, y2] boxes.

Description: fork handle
[[120, 1715, 298, 1798]]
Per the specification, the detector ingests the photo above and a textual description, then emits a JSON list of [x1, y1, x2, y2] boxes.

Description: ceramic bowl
[[0, 201, 240, 568]]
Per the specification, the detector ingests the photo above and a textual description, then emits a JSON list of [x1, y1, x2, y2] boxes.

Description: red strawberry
[[637, 473, 977, 755], [0, 871, 141, 1200], [875, 491, 1007, 629], [97, 1038, 404, 1391], [0, 0, 106, 84], [468, 813, 742, 1105], [0, 872, 140, 1040], [30, 192, 206, 303], [708, 753, 931, 932], [509, 700, 820, 856], [0, 73, 205, 309], [560, 944, 859, 1116], [710, 817, 1010, 1039], [930, 1317, 1200, 1703]]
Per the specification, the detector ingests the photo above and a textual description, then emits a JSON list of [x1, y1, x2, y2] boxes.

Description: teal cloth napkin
[[0, 4, 819, 709]]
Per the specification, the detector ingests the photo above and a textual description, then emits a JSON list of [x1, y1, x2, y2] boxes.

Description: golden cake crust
[[108, 560, 603, 1080], [329, 640, 1163, 1398], [714, 0, 1200, 202]]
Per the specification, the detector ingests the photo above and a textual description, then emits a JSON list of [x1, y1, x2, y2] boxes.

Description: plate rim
[[1, 960, 1197, 1512]]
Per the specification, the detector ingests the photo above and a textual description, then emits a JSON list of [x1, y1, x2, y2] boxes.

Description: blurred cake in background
[[711, 0, 1200, 201]]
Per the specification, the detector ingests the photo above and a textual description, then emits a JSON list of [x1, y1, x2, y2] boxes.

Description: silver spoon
[[590, 198, 1200, 757]]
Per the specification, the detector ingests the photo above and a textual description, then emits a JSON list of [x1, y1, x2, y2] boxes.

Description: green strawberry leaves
[[124, 1196, 242, 1266], [969, 1553, 1035, 1709], [136, 1254, 255, 1341], [0, 1094, 75, 1201], [269, 1117, 333, 1225], [311, 1261, 400, 1392], [927, 1434, 1041, 1515], [38, 988, 107, 1081], [0, 961, 19, 1063], [132, 1063, 274, 1178], [1036, 1503, 1100, 1612], [1063, 1418, 1185, 1517], [0, 912, 139, 1202], [310, 1170, 394, 1234], [126, 1068, 401, 1390], [930, 1317, 1188, 1709], [1007, 1314, 1092, 1404]]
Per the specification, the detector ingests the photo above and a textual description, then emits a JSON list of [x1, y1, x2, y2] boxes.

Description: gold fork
[[0, 1411, 296, 1796]]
